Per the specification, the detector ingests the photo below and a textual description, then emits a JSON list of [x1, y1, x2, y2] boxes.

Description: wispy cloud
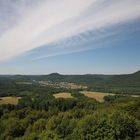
[[0, 0, 140, 61]]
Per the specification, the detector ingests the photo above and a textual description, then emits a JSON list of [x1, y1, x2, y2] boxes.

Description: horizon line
[[0, 70, 139, 76]]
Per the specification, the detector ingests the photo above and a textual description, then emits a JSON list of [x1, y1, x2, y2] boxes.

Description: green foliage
[[104, 94, 128, 102], [40, 130, 60, 140], [0, 118, 25, 139], [0, 74, 140, 140], [70, 111, 138, 140], [0, 98, 140, 140]]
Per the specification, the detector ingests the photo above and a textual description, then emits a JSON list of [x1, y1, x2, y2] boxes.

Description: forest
[[0, 74, 140, 140]]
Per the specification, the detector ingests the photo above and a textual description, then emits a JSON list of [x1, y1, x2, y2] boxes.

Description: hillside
[[0, 71, 140, 94]]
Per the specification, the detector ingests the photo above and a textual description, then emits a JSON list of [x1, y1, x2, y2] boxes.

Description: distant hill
[[0, 71, 140, 94]]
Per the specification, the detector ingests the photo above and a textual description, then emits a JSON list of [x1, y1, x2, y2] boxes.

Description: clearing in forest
[[80, 91, 114, 102], [0, 97, 21, 105], [53, 92, 73, 99]]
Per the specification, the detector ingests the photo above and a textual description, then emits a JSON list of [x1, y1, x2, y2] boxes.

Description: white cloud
[[0, 0, 140, 61]]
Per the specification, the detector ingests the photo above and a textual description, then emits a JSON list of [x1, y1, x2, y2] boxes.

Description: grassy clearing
[[53, 92, 73, 99], [131, 95, 140, 98], [80, 91, 115, 102], [0, 97, 21, 105]]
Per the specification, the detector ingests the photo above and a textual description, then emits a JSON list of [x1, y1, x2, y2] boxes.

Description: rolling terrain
[[1, 70, 140, 94], [0, 71, 140, 140]]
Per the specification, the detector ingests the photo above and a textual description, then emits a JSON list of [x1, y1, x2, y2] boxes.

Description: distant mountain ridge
[[0, 70, 140, 87]]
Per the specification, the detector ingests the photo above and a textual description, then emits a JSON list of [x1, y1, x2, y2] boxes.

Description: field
[[80, 91, 115, 102], [53, 92, 73, 99], [0, 96, 21, 105]]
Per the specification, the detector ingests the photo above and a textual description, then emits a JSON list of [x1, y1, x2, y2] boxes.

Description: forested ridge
[[1, 70, 140, 94]]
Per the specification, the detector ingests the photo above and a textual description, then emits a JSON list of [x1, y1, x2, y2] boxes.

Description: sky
[[0, 0, 140, 75]]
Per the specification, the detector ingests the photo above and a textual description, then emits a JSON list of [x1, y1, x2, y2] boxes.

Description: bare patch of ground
[[80, 91, 114, 102], [53, 92, 73, 99], [0, 97, 21, 105]]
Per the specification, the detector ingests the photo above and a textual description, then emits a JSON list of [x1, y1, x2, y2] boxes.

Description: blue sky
[[0, 0, 140, 74]]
